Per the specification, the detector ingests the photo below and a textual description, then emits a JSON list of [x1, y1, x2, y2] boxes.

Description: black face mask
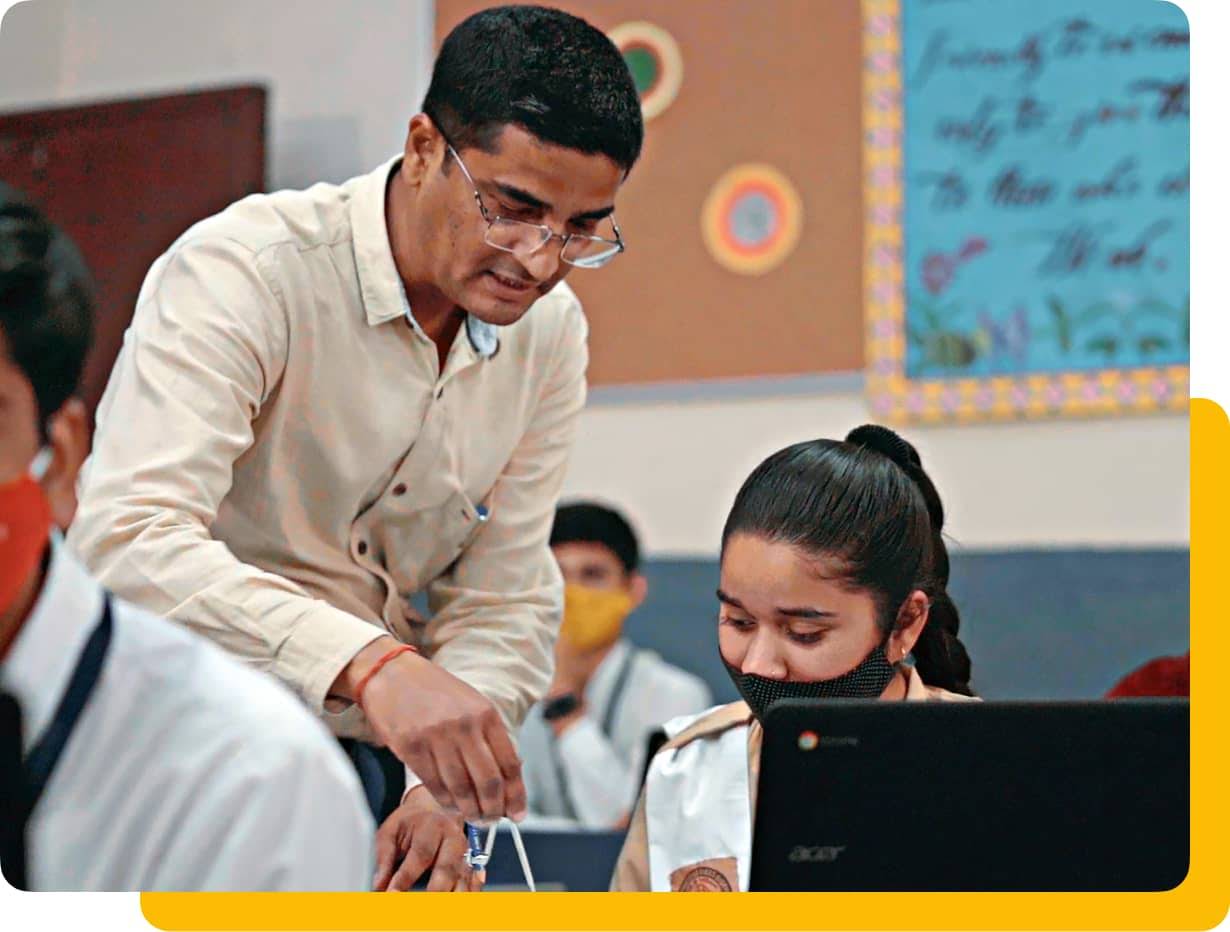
[[723, 642, 899, 722]]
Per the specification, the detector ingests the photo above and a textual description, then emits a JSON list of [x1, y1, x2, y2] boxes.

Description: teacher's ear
[[403, 113, 447, 189]]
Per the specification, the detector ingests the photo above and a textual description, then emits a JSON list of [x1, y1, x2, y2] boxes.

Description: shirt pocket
[[378, 485, 490, 593]]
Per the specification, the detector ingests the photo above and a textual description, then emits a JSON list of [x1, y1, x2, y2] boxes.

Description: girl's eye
[[787, 629, 825, 645], [721, 616, 755, 631]]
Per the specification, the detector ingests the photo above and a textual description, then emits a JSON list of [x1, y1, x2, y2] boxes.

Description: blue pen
[[465, 819, 536, 890], [465, 822, 488, 871]]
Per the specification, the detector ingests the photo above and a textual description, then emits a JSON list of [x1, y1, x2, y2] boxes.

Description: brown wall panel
[[435, 1, 865, 385], [0, 86, 266, 417]]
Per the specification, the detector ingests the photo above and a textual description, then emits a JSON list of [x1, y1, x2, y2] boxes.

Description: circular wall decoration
[[701, 164, 804, 276], [608, 21, 683, 122]]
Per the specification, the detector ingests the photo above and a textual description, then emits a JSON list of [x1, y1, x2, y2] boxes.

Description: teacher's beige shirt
[[68, 157, 587, 742]]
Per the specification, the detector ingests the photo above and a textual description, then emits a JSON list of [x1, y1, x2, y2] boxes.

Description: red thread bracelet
[[354, 644, 417, 710]]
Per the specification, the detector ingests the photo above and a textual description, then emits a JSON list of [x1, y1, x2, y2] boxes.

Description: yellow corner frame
[[143, 399, 1220, 931]]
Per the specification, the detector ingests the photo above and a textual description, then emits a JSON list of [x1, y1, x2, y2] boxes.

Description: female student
[[610, 424, 977, 892]]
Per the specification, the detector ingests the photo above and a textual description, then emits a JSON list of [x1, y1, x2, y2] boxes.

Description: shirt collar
[[464, 314, 501, 358], [0, 534, 105, 754], [351, 156, 499, 359], [394, 276, 500, 360]]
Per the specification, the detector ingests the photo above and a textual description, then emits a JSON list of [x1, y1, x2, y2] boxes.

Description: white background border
[[0, 0, 1222, 928]]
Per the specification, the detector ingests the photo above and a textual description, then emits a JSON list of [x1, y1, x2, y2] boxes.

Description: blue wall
[[627, 549, 1189, 702]]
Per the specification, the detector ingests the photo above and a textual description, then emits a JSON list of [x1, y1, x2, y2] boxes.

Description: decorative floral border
[[861, 0, 1189, 424]]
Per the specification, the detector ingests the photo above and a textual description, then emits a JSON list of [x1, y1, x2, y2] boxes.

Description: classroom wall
[[0, 0, 1189, 553], [1, 0, 1189, 699], [563, 387, 1189, 554], [0, 0, 434, 189], [434, 0, 868, 385]]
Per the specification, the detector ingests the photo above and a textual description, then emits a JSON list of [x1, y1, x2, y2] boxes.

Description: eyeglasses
[[444, 142, 625, 270]]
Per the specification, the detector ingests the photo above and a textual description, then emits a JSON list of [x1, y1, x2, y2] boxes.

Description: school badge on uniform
[[670, 856, 739, 892]]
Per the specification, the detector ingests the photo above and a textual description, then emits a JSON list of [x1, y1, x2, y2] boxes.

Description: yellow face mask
[[560, 583, 634, 652]]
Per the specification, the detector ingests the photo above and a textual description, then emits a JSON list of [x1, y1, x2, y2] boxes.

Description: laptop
[[750, 699, 1188, 892], [482, 827, 626, 891]]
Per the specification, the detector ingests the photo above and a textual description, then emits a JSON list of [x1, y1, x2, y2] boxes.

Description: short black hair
[[551, 501, 641, 573], [423, 5, 644, 173], [0, 189, 94, 428]]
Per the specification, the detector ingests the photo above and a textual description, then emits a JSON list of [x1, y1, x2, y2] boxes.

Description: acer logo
[[797, 732, 860, 751], [820, 735, 859, 748], [788, 845, 847, 863]]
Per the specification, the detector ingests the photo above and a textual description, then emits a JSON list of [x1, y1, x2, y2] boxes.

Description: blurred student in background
[[1106, 651, 1189, 698], [611, 426, 976, 891], [0, 197, 373, 891], [520, 502, 712, 828]]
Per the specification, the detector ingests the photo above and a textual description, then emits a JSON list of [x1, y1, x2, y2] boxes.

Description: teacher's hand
[[337, 637, 528, 824], [373, 786, 485, 892]]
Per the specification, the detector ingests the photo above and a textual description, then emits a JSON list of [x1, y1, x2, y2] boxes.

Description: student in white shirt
[[520, 503, 712, 828], [611, 427, 977, 891], [0, 197, 374, 891]]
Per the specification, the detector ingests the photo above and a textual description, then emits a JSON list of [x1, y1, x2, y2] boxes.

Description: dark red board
[[0, 85, 266, 416]]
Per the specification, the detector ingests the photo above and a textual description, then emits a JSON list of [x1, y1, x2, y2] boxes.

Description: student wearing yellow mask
[[518, 503, 712, 828]]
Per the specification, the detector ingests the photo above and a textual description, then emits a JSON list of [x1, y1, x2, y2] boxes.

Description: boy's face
[[0, 336, 41, 484], [551, 540, 630, 593], [0, 331, 90, 529]]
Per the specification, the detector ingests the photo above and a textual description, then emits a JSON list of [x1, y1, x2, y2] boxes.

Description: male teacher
[[69, 5, 643, 891]]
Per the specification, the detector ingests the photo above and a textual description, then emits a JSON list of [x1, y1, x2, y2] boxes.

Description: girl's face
[[717, 532, 928, 683]]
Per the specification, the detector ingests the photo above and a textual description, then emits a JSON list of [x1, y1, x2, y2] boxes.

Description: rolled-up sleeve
[[68, 237, 384, 711], [424, 302, 588, 732]]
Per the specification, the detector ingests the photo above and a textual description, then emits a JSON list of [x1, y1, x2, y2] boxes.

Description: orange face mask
[[560, 584, 634, 653], [0, 467, 52, 622]]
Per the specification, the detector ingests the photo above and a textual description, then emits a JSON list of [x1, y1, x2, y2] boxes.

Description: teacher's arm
[[68, 237, 385, 711], [423, 297, 589, 801]]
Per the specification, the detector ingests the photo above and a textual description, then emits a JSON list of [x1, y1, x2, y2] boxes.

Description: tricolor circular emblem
[[608, 21, 683, 122], [702, 164, 804, 275]]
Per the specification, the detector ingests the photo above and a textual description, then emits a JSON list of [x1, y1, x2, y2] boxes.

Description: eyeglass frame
[[441, 138, 625, 269]]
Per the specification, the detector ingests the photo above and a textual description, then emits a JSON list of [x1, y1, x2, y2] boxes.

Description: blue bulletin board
[[864, 0, 1189, 422]]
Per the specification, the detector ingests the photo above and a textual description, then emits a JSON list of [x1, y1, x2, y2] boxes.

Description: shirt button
[[392, 483, 407, 496], [357, 540, 368, 556]]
